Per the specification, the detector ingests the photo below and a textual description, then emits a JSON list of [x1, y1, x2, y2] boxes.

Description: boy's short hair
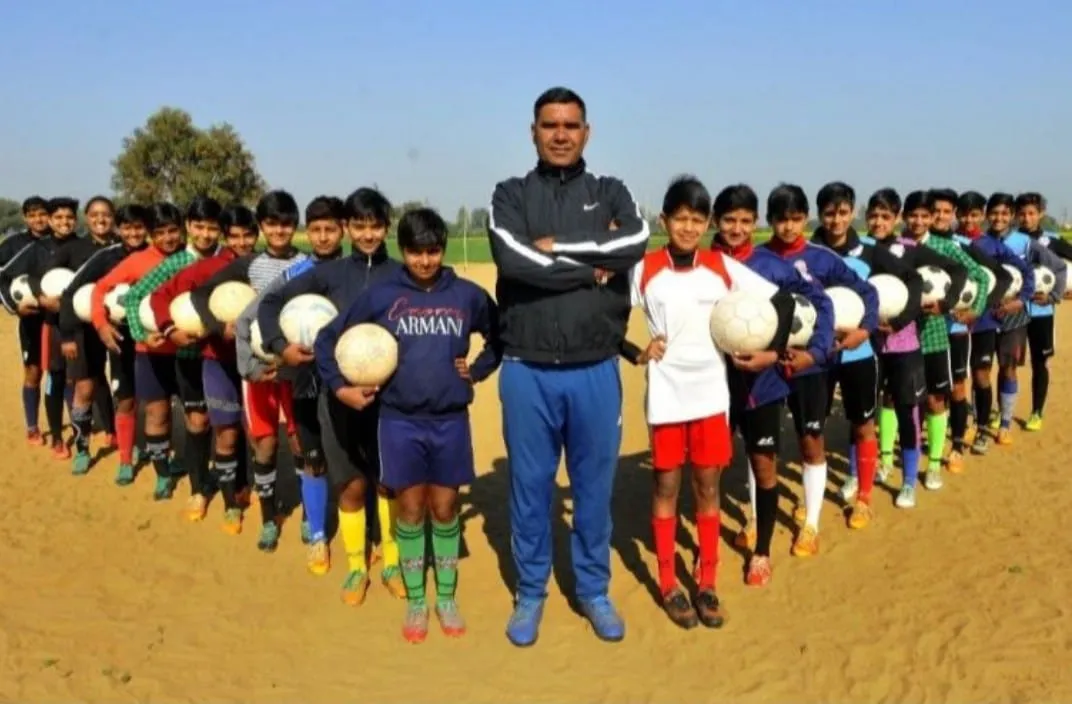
[[46, 197, 79, 215], [185, 196, 223, 224], [221, 205, 258, 235], [766, 184, 809, 221], [957, 191, 987, 213], [713, 184, 759, 218], [661, 175, 711, 216], [903, 190, 934, 214], [816, 181, 856, 212], [1014, 192, 1046, 211], [115, 204, 150, 228], [928, 188, 958, 209], [867, 188, 902, 215], [21, 196, 47, 214], [148, 202, 183, 231], [85, 195, 114, 214], [255, 190, 300, 226], [534, 86, 586, 121], [398, 208, 449, 251], [306, 196, 346, 224], [986, 192, 1015, 213], [344, 188, 392, 225]]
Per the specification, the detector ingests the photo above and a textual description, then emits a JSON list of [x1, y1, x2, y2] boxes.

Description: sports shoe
[[306, 541, 330, 576], [876, 462, 894, 485], [733, 521, 756, 551], [946, 451, 965, 474], [71, 451, 91, 476], [402, 603, 430, 644], [848, 500, 873, 530], [52, 443, 71, 460], [1025, 413, 1043, 432], [221, 508, 243, 535], [341, 570, 370, 606], [792, 504, 806, 525], [694, 589, 725, 629], [839, 476, 859, 502], [988, 411, 1000, 431], [924, 466, 943, 491], [435, 599, 467, 637], [381, 565, 407, 599], [661, 588, 699, 630], [996, 428, 1013, 446], [505, 598, 545, 647], [184, 494, 208, 522], [791, 525, 819, 557], [579, 596, 625, 642], [963, 422, 977, 446], [27, 429, 45, 447], [745, 555, 772, 587], [152, 476, 174, 501], [971, 434, 990, 455], [257, 522, 280, 552], [895, 484, 917, 509], [114, 463, 135, 486]]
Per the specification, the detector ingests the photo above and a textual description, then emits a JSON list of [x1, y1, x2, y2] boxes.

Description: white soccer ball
[[209, 281, 257, 324], [953, 278, 978, 312], [788, 293, 817, 347], [708, 291, 779, 355], [869, 273, 910, 322], [979, 267, 996, 296], [1002, 264, 1023, 300], [10, 274, 36, 308], [250, 320, 277, 362], [73, 283, 95, 322], [335, 323, 399, 386], [917, 265, 952, 306], [824, 286, 865, 332], [169, 291, 205, 336], [280, 294, 338, 347], [40, 267, 75, 298], [138, 296, 158, 333], [1034, 265, 1056, 297], [104, 283, 130, 323]]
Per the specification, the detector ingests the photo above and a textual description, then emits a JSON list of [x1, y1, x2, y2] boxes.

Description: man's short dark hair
[[534, 87, 586, 121]]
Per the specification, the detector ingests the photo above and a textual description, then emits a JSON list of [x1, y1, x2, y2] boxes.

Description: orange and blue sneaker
[[403, 603, 430, 644]]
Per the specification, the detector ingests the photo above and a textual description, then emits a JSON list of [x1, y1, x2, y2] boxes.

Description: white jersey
[[629, 248, 777, 425]]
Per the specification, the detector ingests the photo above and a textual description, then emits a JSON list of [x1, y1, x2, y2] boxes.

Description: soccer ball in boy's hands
[[1034, 265, 1055, 297], [708, 291, 779, 355], [824, 286, 865, 332], [787, 294, 816, 347], [1002, 264, 1023, 300], [869, 274, 909, 322], [953, 278, 978, 311], [917, 265, 952, 306]]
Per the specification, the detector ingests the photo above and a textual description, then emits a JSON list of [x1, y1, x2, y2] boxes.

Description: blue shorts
[[135, 352, 205, 412], [202, 358, 242, 428], [377, 414, 475, 491]]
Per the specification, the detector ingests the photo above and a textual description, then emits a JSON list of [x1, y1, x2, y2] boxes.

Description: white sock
[[746, 459, 757, 522], [802, 462, 828, 529]]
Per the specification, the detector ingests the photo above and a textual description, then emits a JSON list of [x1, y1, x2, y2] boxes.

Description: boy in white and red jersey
[[628, 177, 795, 630]]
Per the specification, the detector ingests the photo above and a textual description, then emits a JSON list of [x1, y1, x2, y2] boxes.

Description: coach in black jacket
[[489, 87, 649, 647]]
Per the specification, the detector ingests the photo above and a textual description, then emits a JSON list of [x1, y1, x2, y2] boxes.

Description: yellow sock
[[377, 494, 400, 568], [338, 508, 367, 574]]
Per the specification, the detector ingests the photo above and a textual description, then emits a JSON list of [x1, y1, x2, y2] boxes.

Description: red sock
[[116, 411, 136, 464], [695, 512, 720, 590], [857, 438, 878, 502], [652, 515, 677, 595]]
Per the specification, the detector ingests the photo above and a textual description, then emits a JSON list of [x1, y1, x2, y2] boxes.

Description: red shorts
[[243, 379, 296, 440], [650, 413, 732, 471]]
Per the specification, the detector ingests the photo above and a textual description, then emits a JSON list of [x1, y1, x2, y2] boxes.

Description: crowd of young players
[[0, 179, 1067, 637]]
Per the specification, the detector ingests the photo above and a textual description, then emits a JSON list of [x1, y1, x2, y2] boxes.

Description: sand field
[[0, 262, 1069, 703]]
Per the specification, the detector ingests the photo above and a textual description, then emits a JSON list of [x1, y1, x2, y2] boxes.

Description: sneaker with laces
[[153, 476, 174, 501], [381, 565, 407, 599], [257, 522, 280, 552], [661, 588, 698, 630], [52, 443, 71, 460], [971, 434, 990, 455], [340, 570, 370, 606], [114, 463, 135, 486], [694, 589, 725, 629], [996, 427, 1013, 446], [1025, 413, 1043, 432], [895, 484, 917, 508], [791, 525, 819, 557], [221, 508, 243, 535], [579, 596, 625, 642], [27, 429, 45, 447], [745, 555, 772, 587], [185, 494, 208, 522], [946, 450, 965, 474], [505, 598, 545, 647], [71, 451, 91, 476], [924, 466, 943, 491], [402, 603, 430, 644], [839, 476, 858, 502], [435, 599, 467, 637], [988, 411, 1000, 431], [848, 500, 873, 529], [876, 463, 894, 485], [306, 541, 330, 576]]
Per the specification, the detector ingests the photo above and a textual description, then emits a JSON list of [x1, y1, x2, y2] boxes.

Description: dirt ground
[[1, 262, 1069, 703]]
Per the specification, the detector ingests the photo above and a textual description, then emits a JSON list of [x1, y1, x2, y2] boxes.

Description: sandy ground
[[1, 262, 1070, 704]]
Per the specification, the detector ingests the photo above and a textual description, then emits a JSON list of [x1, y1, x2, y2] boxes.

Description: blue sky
[[3, 0, 1071, 222]]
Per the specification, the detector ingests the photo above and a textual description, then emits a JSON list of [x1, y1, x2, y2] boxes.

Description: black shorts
[[17, 313, 43, 368], [134, 353, 206, 411], [175, 357, 207, 412], [826, 357, 878, 425], [108, 331, 136, 402], [787, 373, 827, 437], [319, 390, 379, 488], [1027, 315, 1055, 364], [997, 326, 1028, 368], [879, 351, 926, 407], [948, 333, 971, 382], [66, 327, 109, 382], [923, 350, 952, 395], [42, 322, 65, 374], [731, 399, 783, 455], [292, 396, 324, 469], [970, 330, 996, 370]]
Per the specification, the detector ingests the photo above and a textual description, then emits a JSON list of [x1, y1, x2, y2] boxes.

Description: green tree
[[469, 207, 489, 230], [0, 198, 22, 234], [455, 206, 470, 233], [111, 107, 265, 206]]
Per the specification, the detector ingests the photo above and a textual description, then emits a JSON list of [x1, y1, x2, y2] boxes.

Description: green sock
[[431, 517, 461, 605], [927, 412, 949, 465], [395, 520, 426, 606], [879, 406, 898, 465]]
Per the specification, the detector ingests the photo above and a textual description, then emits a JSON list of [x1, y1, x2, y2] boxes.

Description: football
[[917, 265, 952, 305], [708, 291, 779, 355], [953, 278, 978, 312], [1002, 264, 1023, 300], [825, 286, 865, 332], [868, 274, 909, 322], [788, 293, 817, 347], [1034, 265, 1056, 297]]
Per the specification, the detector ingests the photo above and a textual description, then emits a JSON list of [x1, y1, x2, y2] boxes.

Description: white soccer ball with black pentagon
[[825, 286, 865, 332], [9, 274, 36, 308], [953, 278, 978, 312], [788, 293, 817, 347], [979, 267, 996, 296], [1034, 265, 1056, 297], [708, 291, 779, 355], [868, 273, 909, 322], [1002, 264, 1023, 300], [917, 265, 952, 305]]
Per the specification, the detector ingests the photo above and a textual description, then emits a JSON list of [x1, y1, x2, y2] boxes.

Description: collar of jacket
[[812, 226, 860, 255], [350, 243, 389, 265], [535, 158, 586, 183]]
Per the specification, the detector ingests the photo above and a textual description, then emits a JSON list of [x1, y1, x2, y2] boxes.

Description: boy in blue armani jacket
[[315, 208, 502, 644]]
